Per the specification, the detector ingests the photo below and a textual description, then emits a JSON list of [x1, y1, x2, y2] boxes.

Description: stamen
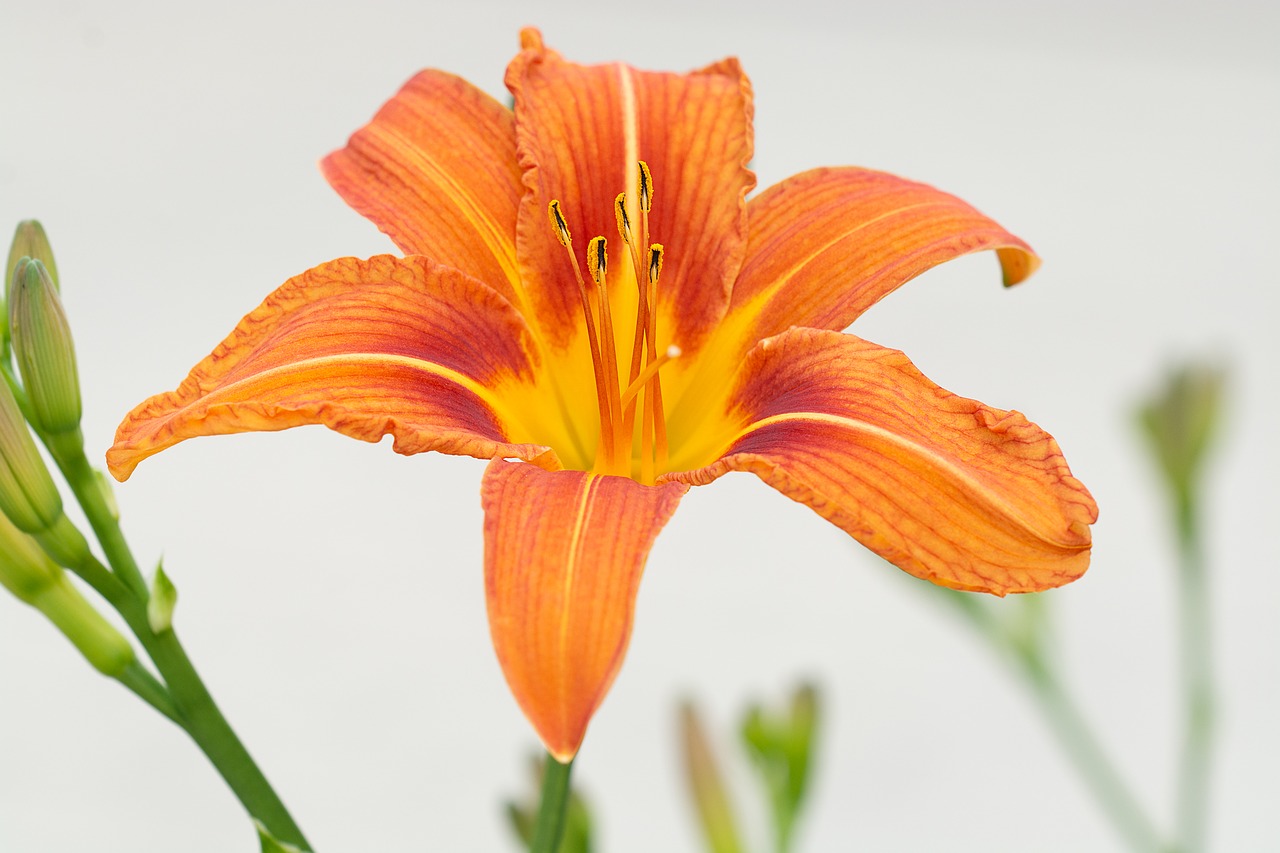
[[547, 199, 617, 468], [617, 190, 652, 447], [644, 242, 669, 477], [587, 235, 625, 472]]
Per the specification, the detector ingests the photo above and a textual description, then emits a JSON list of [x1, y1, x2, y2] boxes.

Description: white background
[[2, 1, 1277, 850]]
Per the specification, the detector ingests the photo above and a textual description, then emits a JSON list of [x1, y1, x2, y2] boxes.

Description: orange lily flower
[[108, 29, 1096, 762]]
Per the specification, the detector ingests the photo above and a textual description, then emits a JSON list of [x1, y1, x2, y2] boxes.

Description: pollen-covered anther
[[547, 200, 572, 248], [614, 194, 632, 245], [637, 161, 653, 212], [587, 236, 607, 285], [648, 243, 665, 285]]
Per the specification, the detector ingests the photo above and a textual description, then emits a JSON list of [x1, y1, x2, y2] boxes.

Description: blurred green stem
[[1016, 649, 1166, 853], [943, 595, 1166, 853], [531, 755, 574, 853], [1173, 492, 1212, 853]]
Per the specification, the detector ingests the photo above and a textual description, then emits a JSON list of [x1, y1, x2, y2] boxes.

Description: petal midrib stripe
[[195, 352, 536, 438], [717, 410, 1083, 550], [378, 125, 528, 308], [744, 199, 948, 312]]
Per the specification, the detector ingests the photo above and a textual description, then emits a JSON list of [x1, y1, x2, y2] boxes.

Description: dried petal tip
[[10, 259, 81, 436]]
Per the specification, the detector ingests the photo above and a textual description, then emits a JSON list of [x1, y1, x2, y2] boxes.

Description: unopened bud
[[6, 221, 59, 301], [32, 573, 135, 676], [10, 259, 82, 435], [0, 504, 60, 603], [0, 375, 66, 533], [0, 511, 133, 676]]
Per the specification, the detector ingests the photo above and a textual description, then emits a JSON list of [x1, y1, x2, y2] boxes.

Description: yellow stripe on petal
[[667, 329, 1095, 595], [109, 255, 558, 480], [321, 70, 526, 309], [482, 459, 686, 761], [734, 167, 1040, 336]]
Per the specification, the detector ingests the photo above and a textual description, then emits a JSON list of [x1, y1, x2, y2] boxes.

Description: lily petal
[[108, 256, 556, 480], [668, 328, 1096, 594], [506, 28, 755, 353], [321, 71, 526, 307], [734, 166, 1039, 337], [668, 167, 1038, 419], [483, 458, 687, 760]]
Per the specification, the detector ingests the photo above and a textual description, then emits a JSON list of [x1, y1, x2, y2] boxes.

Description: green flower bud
[[0, 374, 66, 533], [0, 510, 133, 676], [31, 573, 135, 676], [10, 259, 82, 435], [1137, 362, 1226, 502], [0, 501, 60, 603], [6, 220, 59, 297], [5, 221, 58, 353], [679, 701, 744, 853]]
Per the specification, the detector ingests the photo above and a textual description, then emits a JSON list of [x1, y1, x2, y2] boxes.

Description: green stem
[[1174, 495, 1213, 853], [1017, 651, 1168, 853], [51, 439, 312, 852], [530, 755, 574, 853], [116, 660, 182, 724]]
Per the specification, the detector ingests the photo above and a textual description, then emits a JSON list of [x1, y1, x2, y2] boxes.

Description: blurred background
[[2, 0, 1276, 850]]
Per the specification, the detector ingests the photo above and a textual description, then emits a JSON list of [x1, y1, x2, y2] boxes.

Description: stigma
[[547, 161, 676, 484]]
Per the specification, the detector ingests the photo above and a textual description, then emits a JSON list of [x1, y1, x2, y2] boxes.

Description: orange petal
[[321, 70, 527, 308], [483, 458, 687, 760], [667, 328, 1095, 594], [505, 28, 755, 353], [738, 165, 1036, 338], [108, 256, 555, 480]]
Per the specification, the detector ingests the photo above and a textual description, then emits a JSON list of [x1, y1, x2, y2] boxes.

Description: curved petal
[[483, 458, 687, 760], [320, 70, 526, 308], [505, 28, 755, 354], [108, 256, 559, 480], [668, 166, 1038, 419], [667, 329, 1095, 594], [735, 166, 1039, 335]]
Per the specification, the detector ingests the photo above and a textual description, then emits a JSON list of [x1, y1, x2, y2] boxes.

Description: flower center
[[546, 161, 678, 485]]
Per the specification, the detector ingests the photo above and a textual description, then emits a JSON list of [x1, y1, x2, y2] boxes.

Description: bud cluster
[[1, 220, 128, 673]]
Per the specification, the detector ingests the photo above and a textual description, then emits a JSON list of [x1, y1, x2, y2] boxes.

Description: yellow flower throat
[[546, 161, 679, 485]]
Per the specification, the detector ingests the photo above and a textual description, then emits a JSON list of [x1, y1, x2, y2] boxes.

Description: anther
[[587, 236, 607, 284], [614, 193, 632, 245], [547, 200, 572, 247], [637, 161, 653, 212], [648, 243, 665, 285]]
